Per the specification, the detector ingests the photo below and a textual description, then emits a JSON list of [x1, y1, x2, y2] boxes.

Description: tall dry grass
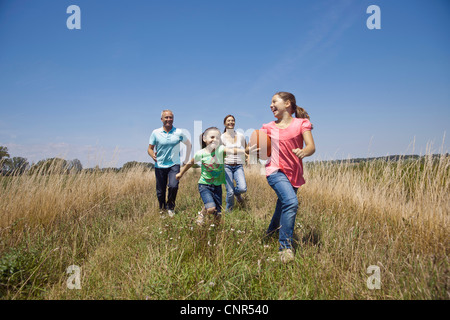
[[1, 167, 155, 235], [0, 154, 448, 299], [302, 154, 449, 239]]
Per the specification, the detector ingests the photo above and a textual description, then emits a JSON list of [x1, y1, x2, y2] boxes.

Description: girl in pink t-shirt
[[261, 92, 316, 263]]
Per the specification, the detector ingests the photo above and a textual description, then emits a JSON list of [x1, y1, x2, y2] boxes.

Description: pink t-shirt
[[261, 118, 312, 188]]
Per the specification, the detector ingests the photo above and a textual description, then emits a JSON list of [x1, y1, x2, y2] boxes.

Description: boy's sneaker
[[196, 212, 204, 225], [168, 209, 175, 218], [278, 249, 295, 263]]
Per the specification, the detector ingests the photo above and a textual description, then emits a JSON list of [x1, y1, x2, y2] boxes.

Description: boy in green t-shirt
[[176, 127, 257, 224]]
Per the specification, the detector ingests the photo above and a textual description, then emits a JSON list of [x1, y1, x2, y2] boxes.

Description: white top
[[220, 130, 246, 165]]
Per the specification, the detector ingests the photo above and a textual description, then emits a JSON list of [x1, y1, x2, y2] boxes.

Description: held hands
[[292, 148, 306, 159], [175, 172, 183, 180]]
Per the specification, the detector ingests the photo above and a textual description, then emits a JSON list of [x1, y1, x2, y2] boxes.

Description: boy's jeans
[[266, 171, 299, 250], [224, 164, 247, 211]]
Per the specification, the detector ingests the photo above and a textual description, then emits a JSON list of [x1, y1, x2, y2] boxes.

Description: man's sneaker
[[168, 209, 175, 218], [196, 212, 204, 225], [278, 249, 295, 263]]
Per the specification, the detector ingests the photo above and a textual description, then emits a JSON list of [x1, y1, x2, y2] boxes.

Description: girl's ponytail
[[294, 106, 310, 120]]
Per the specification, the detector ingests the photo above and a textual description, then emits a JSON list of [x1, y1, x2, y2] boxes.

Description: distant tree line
[[315, 154, 449, 165], [0, 146, 154, 176]]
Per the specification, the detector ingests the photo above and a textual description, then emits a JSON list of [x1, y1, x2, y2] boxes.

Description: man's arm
[[182, 139, 192, 165], [148, 144, 157, 162]]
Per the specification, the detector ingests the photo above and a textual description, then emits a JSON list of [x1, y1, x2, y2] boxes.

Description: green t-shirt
[[194, 145, 226, 185]]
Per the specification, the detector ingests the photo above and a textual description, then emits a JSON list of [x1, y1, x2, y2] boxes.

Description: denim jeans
[[266, 171, 299, 250], [224, 164, 247, 211], [155, 165, 180, 210], [198, 183, 223, 213]]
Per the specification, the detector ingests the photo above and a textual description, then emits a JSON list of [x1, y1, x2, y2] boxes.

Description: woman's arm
[[292, 130, 316, 159], [225, 145, 258, 155]]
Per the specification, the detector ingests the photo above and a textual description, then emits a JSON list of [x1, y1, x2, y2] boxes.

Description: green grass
[[0, 158, 448, 300]]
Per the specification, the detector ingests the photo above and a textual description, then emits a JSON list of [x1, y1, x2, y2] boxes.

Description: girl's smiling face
[[270, 94, 290, 118], [203, 129, 221, 149]]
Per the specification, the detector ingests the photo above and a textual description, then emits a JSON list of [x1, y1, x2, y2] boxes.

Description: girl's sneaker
[[235, 194, 246, 208], [278, 249, 294, 263], [196, 212, 204, 225]]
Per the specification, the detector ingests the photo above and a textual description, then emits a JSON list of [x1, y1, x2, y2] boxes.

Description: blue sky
[[1, 0, 449, 167]]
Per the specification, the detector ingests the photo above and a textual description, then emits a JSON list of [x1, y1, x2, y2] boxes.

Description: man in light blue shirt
[[148, 110, 192, 217]]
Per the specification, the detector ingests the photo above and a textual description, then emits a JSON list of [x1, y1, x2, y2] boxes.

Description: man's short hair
[[161, 109, 174, 118]]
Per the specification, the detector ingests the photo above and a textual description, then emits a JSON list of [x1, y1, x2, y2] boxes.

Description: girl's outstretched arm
[[176, 158, 195, 180]]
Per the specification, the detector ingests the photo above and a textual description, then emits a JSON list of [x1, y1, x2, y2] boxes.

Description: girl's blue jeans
[[266, 171, 299, 250], [224, 164, 247, 211], [198, 183, 223, 213]]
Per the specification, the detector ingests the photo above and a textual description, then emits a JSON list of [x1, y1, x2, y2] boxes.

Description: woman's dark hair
[[200, 127, 221, 148], [275, 91, 310, 120], [223, 114, 235, 133]]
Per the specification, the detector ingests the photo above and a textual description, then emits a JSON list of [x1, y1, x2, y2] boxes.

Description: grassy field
[[0, 155, 448, 300]]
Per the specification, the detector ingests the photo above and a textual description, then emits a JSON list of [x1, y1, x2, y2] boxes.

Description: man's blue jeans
[[266, 171, 299, 250], [155, 165, 180, 210], [224, 164, 247, 211]]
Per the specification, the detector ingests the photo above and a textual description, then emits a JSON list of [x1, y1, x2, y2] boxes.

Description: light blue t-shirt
[[149, 127, 188, 168]]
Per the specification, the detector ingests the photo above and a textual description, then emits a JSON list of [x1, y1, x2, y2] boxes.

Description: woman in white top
[[221, 115, 248, 211]]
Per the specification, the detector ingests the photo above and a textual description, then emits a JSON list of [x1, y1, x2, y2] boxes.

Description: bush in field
[[121, 161, 154, 171], [29, 158, 69, 175], [28, 158, 84, 175]]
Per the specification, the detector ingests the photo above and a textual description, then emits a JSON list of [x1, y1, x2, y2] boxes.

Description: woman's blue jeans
[[266, 171, 298, 250], [224, 164, 247, 211]]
